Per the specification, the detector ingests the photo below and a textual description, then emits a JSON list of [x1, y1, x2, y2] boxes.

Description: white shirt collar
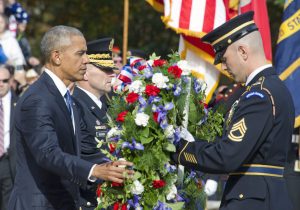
[[44, 68, 68, 97], [2, 90, 11, 104], [245, 64, 272, 86], [77, 86, 102, 109]]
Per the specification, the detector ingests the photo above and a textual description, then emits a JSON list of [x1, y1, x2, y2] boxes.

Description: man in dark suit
[[8, 25, 133, 210], [171, 12, 295, 210], [0, 65, 17, 210], [73, 38, 116, 209]]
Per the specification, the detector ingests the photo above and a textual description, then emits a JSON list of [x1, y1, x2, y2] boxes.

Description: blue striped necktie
[[64, 90, 73, 115]]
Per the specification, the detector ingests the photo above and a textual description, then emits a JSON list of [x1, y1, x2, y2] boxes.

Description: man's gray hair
[[40, 25, 84, 62]]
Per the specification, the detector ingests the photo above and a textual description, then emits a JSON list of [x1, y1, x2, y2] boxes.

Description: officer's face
[[58, 35, 89, 85], [221, 45, 246, 83], [86, 64, 115, 95], [0, 68, 11, 97]]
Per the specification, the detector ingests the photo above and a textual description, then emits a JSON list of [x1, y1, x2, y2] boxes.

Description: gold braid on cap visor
[[212, 20, 255, 46]]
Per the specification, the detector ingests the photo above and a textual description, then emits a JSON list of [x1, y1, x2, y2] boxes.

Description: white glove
[[180, 127, 195, 142], [204, 179, 218, 196]]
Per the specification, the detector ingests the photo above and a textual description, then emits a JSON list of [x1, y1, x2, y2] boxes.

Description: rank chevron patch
[[228, 118, 247, 142]]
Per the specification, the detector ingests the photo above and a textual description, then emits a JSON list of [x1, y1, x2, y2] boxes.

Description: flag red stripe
[[203, 0, 216, 32], [183, 35, 215, 57], [179, 0, 193, 29], [240, 0, 272, 61]]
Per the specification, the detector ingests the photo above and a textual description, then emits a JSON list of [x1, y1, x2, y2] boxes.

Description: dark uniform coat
[[8, 73, 94, 210], [172, 67, 295, 210], [73, 86, 109, 209]]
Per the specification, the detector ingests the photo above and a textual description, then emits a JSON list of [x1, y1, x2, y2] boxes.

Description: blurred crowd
[[0, 0, 40, 97]]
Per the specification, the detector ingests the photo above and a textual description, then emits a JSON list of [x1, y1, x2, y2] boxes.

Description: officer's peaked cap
[[201, 11, 258, 65], [87, 37, 117, 72]]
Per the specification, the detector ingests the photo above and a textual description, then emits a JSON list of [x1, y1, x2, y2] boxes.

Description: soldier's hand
[[91, 160, 134, 183]]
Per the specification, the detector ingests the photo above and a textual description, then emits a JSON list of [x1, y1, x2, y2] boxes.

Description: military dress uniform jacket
[[73, 86, 110, 209], [8, 73, 94, 210], [172, 67, 295, 210]]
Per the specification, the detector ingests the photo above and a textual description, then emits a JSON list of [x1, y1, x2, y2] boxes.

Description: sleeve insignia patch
[[183, 152, 198, 164], [228, 118, 247, 142], [245, 91, 264, 99]]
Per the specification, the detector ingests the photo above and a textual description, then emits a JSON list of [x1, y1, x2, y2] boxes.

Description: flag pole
[[123, 0, 129, 65]]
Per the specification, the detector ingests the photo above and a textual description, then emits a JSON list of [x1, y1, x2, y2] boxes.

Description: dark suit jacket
[[7, 91, 18, 179], [73, 86, 109, 209], [8, 72, 94, 210]]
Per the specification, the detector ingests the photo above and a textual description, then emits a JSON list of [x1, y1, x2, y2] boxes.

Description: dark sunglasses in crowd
[[0, 78, 9, 83]]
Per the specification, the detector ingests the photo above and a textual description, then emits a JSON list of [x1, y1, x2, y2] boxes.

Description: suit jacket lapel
[[42, 73, 77, 151], [72, 103, 81, 155], [10, 91, 18, 131]]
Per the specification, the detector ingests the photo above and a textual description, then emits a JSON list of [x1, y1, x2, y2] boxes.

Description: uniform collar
[[245, 64, 272, 86], [76, 86, 102, 109]]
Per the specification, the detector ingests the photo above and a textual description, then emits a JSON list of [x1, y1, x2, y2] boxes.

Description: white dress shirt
[[2, 90, 11, 152]]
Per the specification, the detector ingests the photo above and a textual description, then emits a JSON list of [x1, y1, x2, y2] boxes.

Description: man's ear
[[51, 50, 61, 65], [238, 45, 248, 61], [83, 72, 88, 81]]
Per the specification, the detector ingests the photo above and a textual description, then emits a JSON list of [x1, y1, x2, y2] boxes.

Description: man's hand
[[91, 160, 134, 183]]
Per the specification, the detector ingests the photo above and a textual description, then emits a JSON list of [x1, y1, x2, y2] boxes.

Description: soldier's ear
[[238, 46, 248, 61]]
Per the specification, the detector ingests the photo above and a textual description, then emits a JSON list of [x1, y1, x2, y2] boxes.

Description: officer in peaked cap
[[72, 38, 117, 210], [171, 11, 295, 210]]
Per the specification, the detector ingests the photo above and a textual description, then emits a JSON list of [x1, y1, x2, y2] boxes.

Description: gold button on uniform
[[239, 193, 244, 199]]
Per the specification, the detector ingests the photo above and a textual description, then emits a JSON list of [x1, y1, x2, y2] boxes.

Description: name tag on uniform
[[95, 125, 107, 130]]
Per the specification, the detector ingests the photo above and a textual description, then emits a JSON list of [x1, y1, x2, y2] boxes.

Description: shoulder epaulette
[[246, 76, 275, 117]]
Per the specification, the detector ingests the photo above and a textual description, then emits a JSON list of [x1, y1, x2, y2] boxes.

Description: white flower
[[152, 73, 169, 88], [166, 184, 177, 200], [164, 125, 175, 138], [129, 80, 145, 93], [177, 60, 191, 76], [106, 127, 121, 139], [135, 113, 150, 127], [130, 180, 144, 195]]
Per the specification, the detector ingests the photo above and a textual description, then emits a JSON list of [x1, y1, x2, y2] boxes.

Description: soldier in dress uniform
[[171, 11, 295, 210], [72, 37, 116, 210]]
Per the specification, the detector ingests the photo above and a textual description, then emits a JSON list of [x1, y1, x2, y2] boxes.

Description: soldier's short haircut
[[40, 25, 84, 62]]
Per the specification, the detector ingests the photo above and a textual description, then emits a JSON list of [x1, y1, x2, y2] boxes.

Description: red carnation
[[111, 182, 124, 187], [153, 112, 159, 123], [121, 203, 127, 210], [126, 92, 139, 104], [145, 85, 160, 96], [138, 65, 146, 71], [116, 111, 128, 122], [152, 180, 166, 189], [153, 59, 167, 67], [113, 202, 120, 210], [109, 143, 116, 153], [96, 184, 102, 197], [168, 65, 183, 78]]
